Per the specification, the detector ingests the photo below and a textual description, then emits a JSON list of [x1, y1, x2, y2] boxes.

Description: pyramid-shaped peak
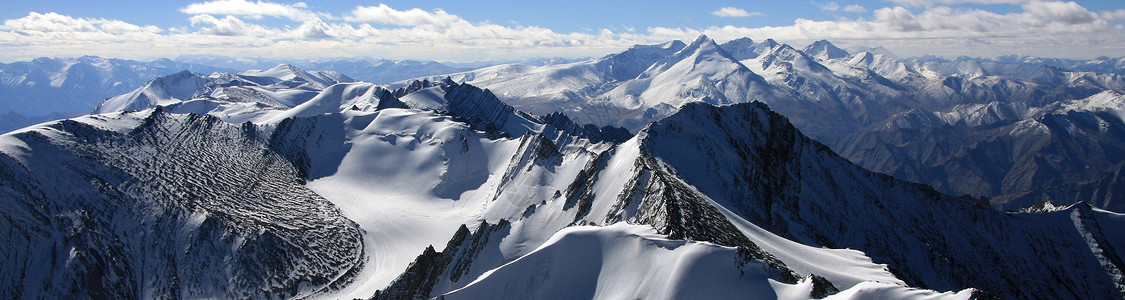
[[683, 34, 720, 51], [691, 34, 714, 44], [803, 40, 849, 60], [168, 69, 199, 78], [676, 35, 726, 56]]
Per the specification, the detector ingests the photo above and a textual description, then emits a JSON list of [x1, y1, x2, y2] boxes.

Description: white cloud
[[293, 19, 334, 38], [875, 6, 925, 31], [1102, 9, 1125, 21], [712, 7, 761, 18], [344, 4, 463, 27], [180, 0, 321, 21], [890, 0, 1031, 6], [647, 1, 1122, 59], [3, 12, 97, 32], [189, 14, 275, 36], [843, 5, 867, 13], [819, 2, 866, 13], [1, 12, 160, 34], [820, 2, 841, 12], [1023, 1, 1097, 25]]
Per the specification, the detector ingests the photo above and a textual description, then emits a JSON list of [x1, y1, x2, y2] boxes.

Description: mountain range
[[0, 56, 231, 132], [1, 62, 1123, 298], [401, 35, 1125, 212], [0, 56, 482, 134]]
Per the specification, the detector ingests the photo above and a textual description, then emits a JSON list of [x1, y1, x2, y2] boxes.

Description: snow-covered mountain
[[3, 70, 1122, 299], [0, 56, 229, 132], [401, 35, 1125, 212], [297, 60, 469, 84], [989, 54, 1125, 75], [175, 56, 471, 84], [0, 110, 364, 298], [400, 36, 778, 130], [91, 64, 355, 123], [840, 90, 1125, 210]]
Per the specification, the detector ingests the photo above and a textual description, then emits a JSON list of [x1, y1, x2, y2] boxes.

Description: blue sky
[[1, 0, 1123, 62]]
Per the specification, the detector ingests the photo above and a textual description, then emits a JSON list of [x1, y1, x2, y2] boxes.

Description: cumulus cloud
[[1, 12, 160, 34], [293, 19, 334, 38], [890, 0, 1032, 6], [712, 7, 761, 17], [344, 4, 463, 27], [875, 6, 925, 31], [180, 0, 321, 21], [1102, 9, 1125, 21], [189, 14, 275, 36], [1023, 1, 1097, 25]]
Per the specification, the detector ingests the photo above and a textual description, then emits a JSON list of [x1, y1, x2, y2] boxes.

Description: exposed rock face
[[839, 91, 1125, 211], [368, 99, 1125, 300], [641, 101, 1125, 299]]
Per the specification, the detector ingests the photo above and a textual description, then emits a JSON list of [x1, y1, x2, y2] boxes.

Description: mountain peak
[[270, 63, 305, 75], [803, 39, 849, 60], [760, 38, 780, 49], [1058, 90, 1125, 113], [718, 37, 780, 60], [689, 34, 715, 47], [659, 40, 687, 50], [851, 46, 896, 58], [675, 34, 725, 58], [725, 37, 754, 47]]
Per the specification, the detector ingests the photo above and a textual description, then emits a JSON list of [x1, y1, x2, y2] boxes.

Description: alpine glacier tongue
[[0, 109, 364, 299]]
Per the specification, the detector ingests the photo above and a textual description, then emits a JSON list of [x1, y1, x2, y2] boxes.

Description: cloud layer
[[180, 0, 322, 21], [1, 1, 1122, 62]]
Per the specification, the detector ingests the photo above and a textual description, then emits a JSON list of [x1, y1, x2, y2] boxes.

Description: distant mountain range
[[5, 39, 1124, 213], [401, 35, 1125, 212], [0, 56, 230, 132], [0, 56, 480, 133], [173, 55, 589, 84], [2, 63, 1121, 298]]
